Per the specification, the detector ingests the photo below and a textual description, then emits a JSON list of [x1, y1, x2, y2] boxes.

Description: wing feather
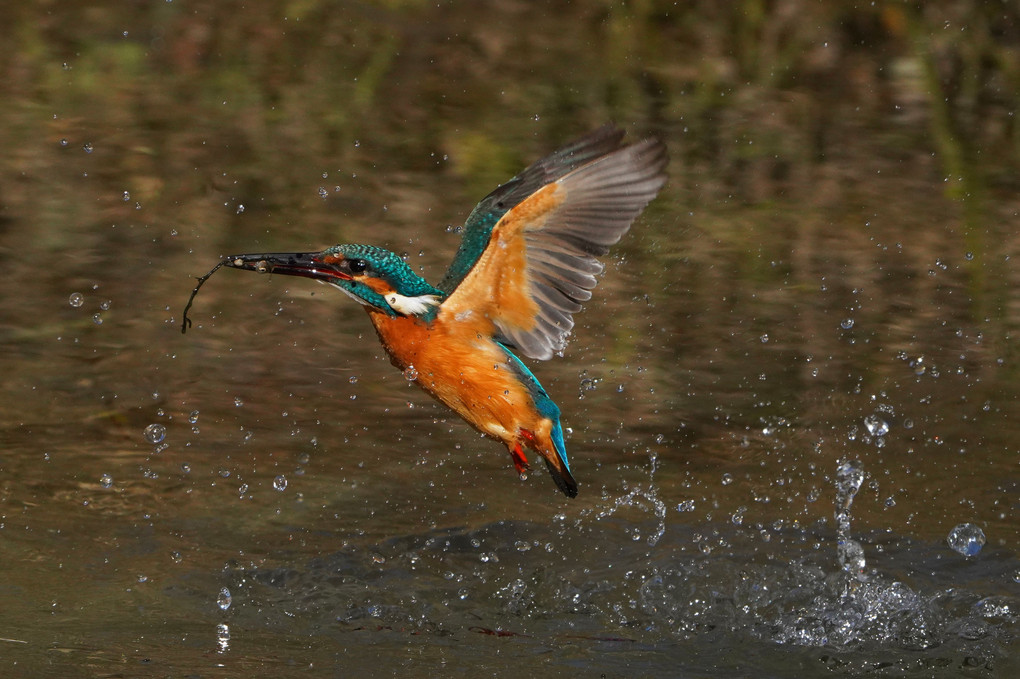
[[438, 125, 627, 294], [439, 132, 667, 360]]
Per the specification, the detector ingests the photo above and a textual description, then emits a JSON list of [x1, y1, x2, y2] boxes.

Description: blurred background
[[0, 1, 1017, 677]]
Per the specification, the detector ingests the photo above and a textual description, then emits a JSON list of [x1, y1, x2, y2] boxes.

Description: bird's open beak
[[222, 252, 352, 283]]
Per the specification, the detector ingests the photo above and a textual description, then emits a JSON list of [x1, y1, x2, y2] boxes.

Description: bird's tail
[[543, 456, 578, 498], [500, 347, 578, 497], [516, 421, 578, 498], [542, 420, 577, 498]]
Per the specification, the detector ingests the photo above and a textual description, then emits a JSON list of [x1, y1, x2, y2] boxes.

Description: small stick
[[181, 259, 228, 334]]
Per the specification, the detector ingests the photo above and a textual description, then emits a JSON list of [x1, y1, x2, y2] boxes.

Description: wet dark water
[[1, 2, 1017, 677]]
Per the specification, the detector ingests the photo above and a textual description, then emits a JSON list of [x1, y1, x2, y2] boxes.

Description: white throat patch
[[385, 292, 441, 316]]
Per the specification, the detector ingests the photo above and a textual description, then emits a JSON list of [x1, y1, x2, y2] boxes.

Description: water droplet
[[92, 313, 103, 325], [837, 538, 866, 573], [836, 460, 864, 498], [99, 300, 111, 311], [759, 333, 769, 343], [348, 376, 358, 384], [863, 414, 890, 437], [100, 473, 113, 489], [216, 623, 230, 653], [188, 410, 200, 424], [676, 499, 695, 512], [68, 292, 85, 308], [143, 423, 166, 444], [170, 550, 183, 564], [403, 365, 418, 381], [233, 397, 244, 408], [217, 587, 232, 611], [236, 204, 245, 214], [122, 190, 131, 202], [318, 186, 328, 199], [721, 473, 733, 486], [947, 523, 986, 557], [840, 318, 855, 330], [273, 475, 287, 491], [180, 462, 191, 473], [82, 142, 93, 153]]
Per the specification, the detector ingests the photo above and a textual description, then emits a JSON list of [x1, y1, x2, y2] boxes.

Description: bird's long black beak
[[222, 251, 352, 283], [182, 250, 351, 333]]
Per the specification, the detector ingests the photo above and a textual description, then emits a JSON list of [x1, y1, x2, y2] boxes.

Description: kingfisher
[[183, 125, 667, 497]]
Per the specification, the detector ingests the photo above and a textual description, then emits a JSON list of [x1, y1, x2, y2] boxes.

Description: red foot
[[509, 442, 531, 474]]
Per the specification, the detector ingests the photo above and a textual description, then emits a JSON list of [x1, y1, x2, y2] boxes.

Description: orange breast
[[365, 310, 542, 445]]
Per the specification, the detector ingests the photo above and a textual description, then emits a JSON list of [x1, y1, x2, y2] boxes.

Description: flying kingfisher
[[183, 125, 667, 497]]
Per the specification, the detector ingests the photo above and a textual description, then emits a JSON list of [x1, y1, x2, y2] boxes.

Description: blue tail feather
[[498, 345, 577, 497]]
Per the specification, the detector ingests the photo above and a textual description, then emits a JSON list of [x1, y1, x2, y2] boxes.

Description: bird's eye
[[347, 258, 368, 273]]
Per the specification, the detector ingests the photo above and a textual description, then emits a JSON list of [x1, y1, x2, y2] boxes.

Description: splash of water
[[591, 451, 667, 546], [834, 459, 866, 579]]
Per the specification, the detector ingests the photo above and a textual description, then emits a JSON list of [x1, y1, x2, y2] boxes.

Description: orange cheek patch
[[361, 277, 394, 295]]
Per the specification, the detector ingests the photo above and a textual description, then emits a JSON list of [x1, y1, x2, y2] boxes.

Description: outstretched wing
[[438, 125, 628, 295], [438, 133, 667, 360]]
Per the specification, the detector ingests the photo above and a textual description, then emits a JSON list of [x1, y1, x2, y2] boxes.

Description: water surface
[[0, 2, 1017, 677]]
